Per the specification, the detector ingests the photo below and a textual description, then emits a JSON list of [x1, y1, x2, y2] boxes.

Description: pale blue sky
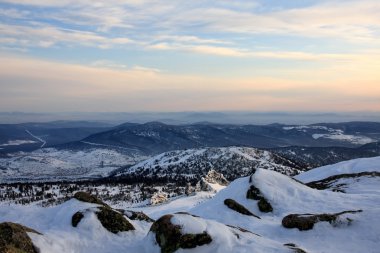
[[0, 0, 379, 112]]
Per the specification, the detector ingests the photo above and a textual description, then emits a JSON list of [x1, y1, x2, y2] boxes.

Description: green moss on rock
[[224, 199, 260, 219], [0, 222, 41, 253], [150, 214, 212, 253], [71, 212, 84, 227], [96, 207, 135, 233], [73, 192, 107, 206]]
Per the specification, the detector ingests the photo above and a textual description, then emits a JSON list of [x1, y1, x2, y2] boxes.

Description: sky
[[0, 0, 380, 113]]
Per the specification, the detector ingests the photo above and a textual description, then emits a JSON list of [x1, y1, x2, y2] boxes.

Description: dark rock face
[[246, 185, 273, 213], [150, 214, 212, 253], [282, 210, 362, 231], [95, 207, 135, 234], [124, 210, 155, 222], [71, 212, 84, 227], [0, 222, 41, 253], [224, 199, 260, 219], [284, 243, 308, 253], [73, 192, 107, 206]]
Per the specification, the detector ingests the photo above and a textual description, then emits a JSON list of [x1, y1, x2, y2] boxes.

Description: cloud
[[0, 23, 133, 48], [0, 56, 379, 112]]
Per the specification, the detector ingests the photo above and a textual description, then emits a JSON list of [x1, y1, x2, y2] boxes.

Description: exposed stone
[[282, 210, 362, 231], [95, 207, 135, 233], [71, 212, 84, 227], [224, 199, 260, 219], [195, 170, 229, 193], [258, 198, 273, 213], [246, 185, 261, 200], [246, 185, 273, 213], [0, 222, 41, 253], [150, 214, 212, 253], [284, 243, 308, 253], [150, 192, 168, 205], [73, 191, 107, 206], [124, 210, 155, 222], [203, 170, 229, 186]]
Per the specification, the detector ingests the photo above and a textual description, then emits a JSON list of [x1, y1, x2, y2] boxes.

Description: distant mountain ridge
[[68, 121, 380, 156], [113, 147, 305, 183]]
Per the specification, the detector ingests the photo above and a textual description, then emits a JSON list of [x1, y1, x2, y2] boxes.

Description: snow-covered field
[[0, 156, 379, 252], [0, 148, 148, 182], [283, 125, 375, 145]]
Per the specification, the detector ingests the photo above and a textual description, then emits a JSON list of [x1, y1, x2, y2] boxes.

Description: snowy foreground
[[0, 157, 379, 253]]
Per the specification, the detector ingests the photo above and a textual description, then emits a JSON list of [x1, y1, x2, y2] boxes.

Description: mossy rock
[[282, 210, 362, 231], [224, 199, 260, 219], [125, 210, 155, 222], [0, 222, 41, 253], [150, 214, 212, 253], [73, 192, 107, 206], [71, 211, 84, 227], [258, 198, 273, 213], [96, 207, 135, 233]]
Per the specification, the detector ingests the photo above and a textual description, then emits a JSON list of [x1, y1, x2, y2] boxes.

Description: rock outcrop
[[224, 199, 260, 219], [150, 214, 212, 253], [282, 210, 362, 231], [0, 222, 41, 253]]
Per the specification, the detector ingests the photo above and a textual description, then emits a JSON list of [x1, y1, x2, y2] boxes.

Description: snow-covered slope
[[189, 168, 379, 253], [0, 148, 147, 183], [295, 156, 380, 183], [1, 157, 379, 253], [115, 147, 303, 181]]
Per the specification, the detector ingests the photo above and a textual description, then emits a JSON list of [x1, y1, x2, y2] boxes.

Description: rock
[[150, 192, 168, 205], [95, 207, 135, 233], [124, 210, 155, 222], [0, 222, 41, 253], [71, 207, 135, 233], [203, 170, 229, 186], [258, 198, 273, 213], [224, 199, 260, 219], [284, 243, 308, 253], [196, 170, 229, 193], [246, 185, 261, 200], [246, 185, 273, 213], [71, 212, 84, 227], [73, 191, 107, 206], [150, 214, 212, 253], [282, 210, 362, 231]]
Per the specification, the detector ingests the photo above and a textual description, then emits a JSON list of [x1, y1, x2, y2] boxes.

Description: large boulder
[[73, 191, 107, 206], [150, 214, 212, 253], [72, 207, 135, 233], [0, 222, 41, 253], [96, 207, 135, 233], [282, 210, 362, 231]]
